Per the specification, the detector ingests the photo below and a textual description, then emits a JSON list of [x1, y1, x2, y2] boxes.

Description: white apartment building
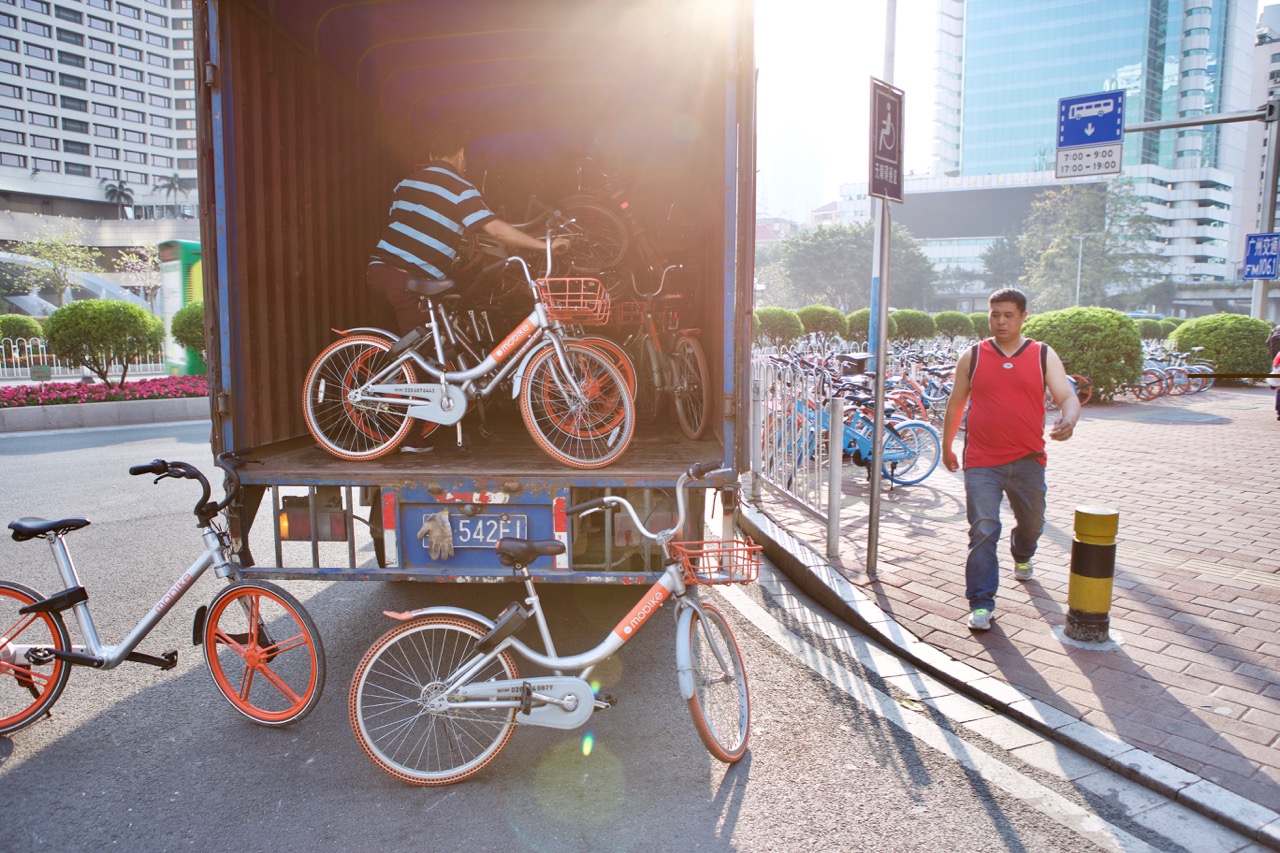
[[0, 0, 197, 221]]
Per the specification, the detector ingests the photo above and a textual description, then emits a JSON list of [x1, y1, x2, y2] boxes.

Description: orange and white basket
[[535, 277, 611, 325], [670, 538, 762, 585]]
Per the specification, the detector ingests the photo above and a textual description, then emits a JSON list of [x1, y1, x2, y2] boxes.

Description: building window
[[30, 133, 55, 149], [60, 116, 87, 132], [174, 77, 191, 91], [94, 144, 117, 157], [122, 106, 143, 121], [175, 117, 193, 130], [176, 136, 193, 150], [148, 113, 168, 127], [173, 17, 190, 30], [89, 80, 113, 95], [58, 72, 84, 88], [144, 11, 165, 27], [92, 122, 116, 137], [25, 66, 52, 82], [31, 156, 57, 172], [123, 149, 144, 163], [96, 166, 119, 179], [151, 153, 170, 166], [1183, 48, 1209, 57], [88, 58, 112, 74], [0, 14, 13, 29], [22, 1, 51, 13], [91, 102, 114, 116], [63, 138, 87, 153], [57, 51, 84, 68], [0, 104, 19, 119], [0, 152, 26, 167], [121, 88, 142, 104], [146, 73, 167, 87], [0, 36, 15, 51], [118, 45, 141, 61], [85, 0, 110, 10], [27, 88, 54, 104], [145, 31, 167, 48], [22, 21, 50, 38], [120, 65, 141, 81], [55, 27, 80, 46], [123, 169, 145, 183], [118, 25, 140, 40], [177, 157, 195, 169], [174, 57, 192, 71], [87, 14, 110, 31], [147, 92, 168, 107], [1184, 27, 1210, 36], [145, 51, 167, 67], [175, 97, 192, 110], [150, 133, 170, 147], [54, 6, 81, 23], [174, 38, 191, 51], [122, 127, 143, 142], [88, 36, 112, 53], [0, 57, 14, 73], [0, 127, 23, 143], [64, 161, 89, 175], [117, 2, 139, 18], [60, 94, 85, 110], [24, 44, 52, 60], [1186, 5, 1211, 14], [0, 81, 19, 97]]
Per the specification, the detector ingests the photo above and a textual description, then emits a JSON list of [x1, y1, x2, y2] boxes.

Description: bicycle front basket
[[536, 277, 611, 325], [671, 539, 762, 585]]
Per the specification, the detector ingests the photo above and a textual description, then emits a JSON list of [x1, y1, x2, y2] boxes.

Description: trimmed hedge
[[754, 306, 804, 346], [0, 314, 42, 340], [890, 309, 936, 342], [968, 311, 990, 336], [1022, 306, 1141, 401], [1158, 319, 1178, 339], [1137, 318, 1165, 340], [171, 300, 205, 354], [1169, 313, 1271, 377], [44, 299, 163, 388], [796, 304, 848, 338], [933, 311, 973, 340], [846, 308, 897, 342]]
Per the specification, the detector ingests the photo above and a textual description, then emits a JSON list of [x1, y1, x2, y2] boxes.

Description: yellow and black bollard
[[1065, 506, 1118, 644]]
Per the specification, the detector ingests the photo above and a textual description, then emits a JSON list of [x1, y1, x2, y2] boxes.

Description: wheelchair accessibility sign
[[869, 77, 904, 202]]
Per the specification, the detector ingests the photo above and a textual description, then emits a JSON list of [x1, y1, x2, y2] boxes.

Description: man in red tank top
[[941, 289, 1081, 631]]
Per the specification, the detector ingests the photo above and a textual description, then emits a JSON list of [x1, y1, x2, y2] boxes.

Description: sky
[[755, 0, 1274, 223]]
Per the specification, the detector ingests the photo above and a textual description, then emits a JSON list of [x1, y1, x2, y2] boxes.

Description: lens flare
[[582, 732, 594, 756]]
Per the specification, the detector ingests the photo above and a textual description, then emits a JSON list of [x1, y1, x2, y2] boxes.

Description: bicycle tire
[[881, 420, 941, 485], [521, 344, 635, 469], [1071, 374, 1093, 406], [349, 615, 519, 786], [0, 581, 72, 736], [560, 201, 630, 274], [1135, 369, 1165, 400], [575, 335, 637, 399], [203, 580, 325, 727], [683, 603, 750, 763], [632, 338, 665, 424], [303, 335, 421, 460], [1165, 367, 1190, 396], [670, 334, 710, 440]]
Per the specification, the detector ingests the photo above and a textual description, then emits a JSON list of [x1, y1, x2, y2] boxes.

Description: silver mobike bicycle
[[302, 219, 635, 469], [348, 461, 759, 785], [1, 453, 325, 736]]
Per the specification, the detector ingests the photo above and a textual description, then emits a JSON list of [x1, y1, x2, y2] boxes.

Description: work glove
[[418, 510, 455, 561]]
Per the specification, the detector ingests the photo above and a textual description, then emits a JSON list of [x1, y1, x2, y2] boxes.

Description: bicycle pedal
[[125, 649, 178, 671], [593, 693, 618, 712]]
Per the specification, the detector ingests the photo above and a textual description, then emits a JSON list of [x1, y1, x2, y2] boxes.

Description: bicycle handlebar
[[129, 451, 247, 525], [564, 460, 727, 547]]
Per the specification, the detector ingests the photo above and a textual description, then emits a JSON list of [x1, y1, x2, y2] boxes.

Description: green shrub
[[171, 300, 205, 354], [795, 304, 848, 339], [889, 309, 936, 342], [0, 314, 42, 340], [845, 308, 897, 342], [1137, 318, 1165, 340], [933, 311, 973, 340], [968, 311, 990, 336], [1169, 313, 1271, 377], [44, 299, 163, 387], [1022, 306, 1141, 401], [1164, 316, 1184, 328], [754, 307, 804, 347], [1158, 319, 1178, 339]]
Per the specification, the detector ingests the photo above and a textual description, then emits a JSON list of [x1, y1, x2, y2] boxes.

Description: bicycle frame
[[11, 525, 236, 670]]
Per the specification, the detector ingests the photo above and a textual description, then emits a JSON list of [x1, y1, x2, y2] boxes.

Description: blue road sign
[[1058, 91, 1125, 149], [1243, 233, 1280, 281]]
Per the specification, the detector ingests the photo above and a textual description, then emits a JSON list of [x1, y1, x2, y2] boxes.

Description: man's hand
[[1048, 414, 1075, 441], [550, 236, 571, 255], [943, 446, 960, 473]]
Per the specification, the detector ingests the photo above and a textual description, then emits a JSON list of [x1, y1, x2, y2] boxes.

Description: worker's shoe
[[967, 608, 993, 632], [1014, 560, 1033, 581]]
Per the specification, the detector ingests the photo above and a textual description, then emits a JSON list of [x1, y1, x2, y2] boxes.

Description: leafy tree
[[152, 173, 189, 218], [0, 314, 42, 340], [846, 308, 896, 342], [99, 178, 135, 219], [44, 299, 163, 387], [933, 310, 973, 340], [1164, 316, 1184, 327], [1023, 307, 1141, 400], [889, 309, 936, 342], [1170, 313, 1271, 377], [780, 222, 935, 313], [114, 245, 161, 310], [754, 307, 803, 347], [2, 223, 103, 308], [171, 300, 205, 355], [979, 234, 1026, 289], [796, 305, 848, 339], [1020, 179, 1165, 311]]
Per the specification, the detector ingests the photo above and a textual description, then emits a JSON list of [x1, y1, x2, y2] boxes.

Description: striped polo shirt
[[371, 162, 495, 279]]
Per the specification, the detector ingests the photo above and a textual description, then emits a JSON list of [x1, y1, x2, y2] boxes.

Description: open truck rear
[[194, 0, 757, 581]]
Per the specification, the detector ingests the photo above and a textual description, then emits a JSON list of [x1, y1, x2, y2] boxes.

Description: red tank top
[[963, 338, 1047, 469]]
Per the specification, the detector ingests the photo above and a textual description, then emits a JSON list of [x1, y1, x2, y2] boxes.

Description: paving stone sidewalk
[[747, 384, 1280, 820]]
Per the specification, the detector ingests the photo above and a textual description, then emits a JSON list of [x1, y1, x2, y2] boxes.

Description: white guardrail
[[0, 335, 166, 381]]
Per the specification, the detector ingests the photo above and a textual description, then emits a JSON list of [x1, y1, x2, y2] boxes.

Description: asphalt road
[[0, 422, 1153, 852]]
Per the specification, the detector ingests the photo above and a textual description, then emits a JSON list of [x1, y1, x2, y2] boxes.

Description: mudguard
[[380, 605, 496, 628], [675, 606, 697, 700]]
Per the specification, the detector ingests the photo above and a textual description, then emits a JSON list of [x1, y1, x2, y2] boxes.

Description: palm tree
[[99, 178, 135, 219], [151, 172, 188, 218]]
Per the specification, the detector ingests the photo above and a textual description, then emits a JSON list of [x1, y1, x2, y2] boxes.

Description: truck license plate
[[452, 513, 528, 547]]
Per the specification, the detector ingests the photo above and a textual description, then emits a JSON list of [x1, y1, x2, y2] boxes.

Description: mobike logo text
[[493, 318, 536, 363], [155, 571, 195, 617], [613, 585, 669, 640]]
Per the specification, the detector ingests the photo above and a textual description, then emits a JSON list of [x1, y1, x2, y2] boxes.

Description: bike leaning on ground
[[1, 453, 325, 736]]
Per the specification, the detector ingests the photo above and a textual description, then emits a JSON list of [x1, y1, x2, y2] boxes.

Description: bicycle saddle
[[9, 517, 90, 542], [495, 537, 566, 567], [405, 277, 456, 298]]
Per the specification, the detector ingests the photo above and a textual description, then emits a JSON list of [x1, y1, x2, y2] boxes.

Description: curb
[[737, 499, 1280, 849], [0, 397, 211, 433]]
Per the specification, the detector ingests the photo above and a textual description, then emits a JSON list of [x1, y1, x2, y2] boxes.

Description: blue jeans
[[963, 456, 1046, 613]]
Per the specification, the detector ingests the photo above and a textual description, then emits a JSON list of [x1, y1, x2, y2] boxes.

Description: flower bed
[[0, 375, 208, 408]]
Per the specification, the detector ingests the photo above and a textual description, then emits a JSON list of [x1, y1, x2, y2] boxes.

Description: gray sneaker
[[1014, 560, 1033, 581], [967, 608, 993, 631]]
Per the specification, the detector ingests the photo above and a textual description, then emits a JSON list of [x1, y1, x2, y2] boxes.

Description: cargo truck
[[194, 0, 757, 582]]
